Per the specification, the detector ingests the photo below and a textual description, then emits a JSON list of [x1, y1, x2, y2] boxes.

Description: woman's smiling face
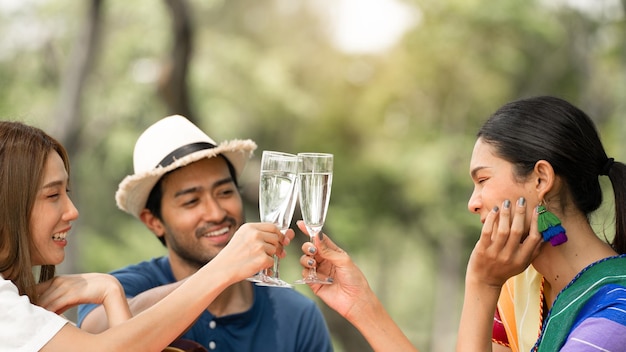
[[29, 151, 79, 266], [467, 138, 537, 225]]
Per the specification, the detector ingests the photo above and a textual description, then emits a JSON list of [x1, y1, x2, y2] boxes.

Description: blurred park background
[[1, 0, 625, 351]]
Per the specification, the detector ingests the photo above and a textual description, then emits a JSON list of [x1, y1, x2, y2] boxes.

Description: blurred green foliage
[[1, 0, 624, 350]]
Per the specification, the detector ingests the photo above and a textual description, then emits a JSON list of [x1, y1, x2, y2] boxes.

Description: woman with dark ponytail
[[458, 96, 626, 351], [297, 96, 626, 352]]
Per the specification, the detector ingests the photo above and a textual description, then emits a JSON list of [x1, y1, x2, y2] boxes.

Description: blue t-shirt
[[78, 257, 333, 352]]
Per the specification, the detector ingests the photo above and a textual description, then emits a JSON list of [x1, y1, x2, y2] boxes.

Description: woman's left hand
[[36, 273, 131, 326], [457, 198, 544, 351], [466, 198, 543, 288]]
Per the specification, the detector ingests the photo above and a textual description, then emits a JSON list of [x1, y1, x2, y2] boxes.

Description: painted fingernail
[[503, 200, 511, 209], [327, 277, 334, 283], [308, 246, 317, 254], [493, 206, 499, 212], [307, 259, 314, 266], [518, 197, 526, 206]]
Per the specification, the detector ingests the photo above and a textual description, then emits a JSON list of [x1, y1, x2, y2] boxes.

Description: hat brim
[[116, 139, 256, 219]]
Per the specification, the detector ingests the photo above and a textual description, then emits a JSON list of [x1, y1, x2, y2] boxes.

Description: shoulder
[[574, 284, 626, 326], [0, 278, 68, 350], [564, 284, 626, 350], [111, 257, 173, 281], [589, 284, 626, 304], [111, 256, 175, 292], [0, 276, 18, 294], [591, 284, 626, 313], [110, 256, 170, 274], [77, 257, 172, 323]]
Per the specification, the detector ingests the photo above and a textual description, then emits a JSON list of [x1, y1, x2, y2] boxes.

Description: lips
[[200, 226, 230, 238]]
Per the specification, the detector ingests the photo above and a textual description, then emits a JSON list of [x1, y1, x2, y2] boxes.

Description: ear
[[534, 160, 556, 200], [139, 208, 166, 241]]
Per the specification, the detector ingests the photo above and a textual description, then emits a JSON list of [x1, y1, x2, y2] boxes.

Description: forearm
[[126, 280, 185, 312], [106, 262, 234, 349], [347, 290, 419, 352], [81, 280, 184, 333], [456, 279, 501, 352], [48, 260, 236, 352]]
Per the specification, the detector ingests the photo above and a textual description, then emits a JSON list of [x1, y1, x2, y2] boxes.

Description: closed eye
[[48, 188, 72, 200], [218, 188, 235, 197], [182, 198, 200, 207]]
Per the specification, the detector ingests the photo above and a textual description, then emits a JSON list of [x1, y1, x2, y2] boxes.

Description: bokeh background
[[1, 0, 625, 351]]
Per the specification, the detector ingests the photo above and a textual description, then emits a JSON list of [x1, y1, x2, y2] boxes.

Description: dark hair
[[145, 155, 239, 246], [0, 121, 69, 303], [477, 96, 626, 253]]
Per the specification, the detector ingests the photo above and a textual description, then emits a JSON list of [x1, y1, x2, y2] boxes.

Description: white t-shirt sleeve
[[0, 277, 68, 352]]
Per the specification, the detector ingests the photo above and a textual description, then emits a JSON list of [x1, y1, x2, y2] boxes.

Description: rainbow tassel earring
[[537, 204, 567, 246]]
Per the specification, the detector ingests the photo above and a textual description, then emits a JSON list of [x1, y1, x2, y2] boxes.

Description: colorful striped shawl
[[534, 255, 626, 351], [497, 265, 543, 352]]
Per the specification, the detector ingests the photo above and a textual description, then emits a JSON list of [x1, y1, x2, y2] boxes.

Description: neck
[[207, 280, 254, 317], [533, 213, 617, 307]]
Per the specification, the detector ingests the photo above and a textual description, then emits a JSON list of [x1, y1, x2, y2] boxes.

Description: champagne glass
[[252, 150, 298, 287], [294, 152, 333, 285]]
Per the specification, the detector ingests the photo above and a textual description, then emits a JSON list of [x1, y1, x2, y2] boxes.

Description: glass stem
[[272, 255, 280, 278], [307, 234, 318, 279]]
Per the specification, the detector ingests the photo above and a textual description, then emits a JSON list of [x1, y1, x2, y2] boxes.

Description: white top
[[0, 275, 68, 351]]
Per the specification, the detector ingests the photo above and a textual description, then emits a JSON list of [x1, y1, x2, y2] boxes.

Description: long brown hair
[[0, 121, 71, 303]]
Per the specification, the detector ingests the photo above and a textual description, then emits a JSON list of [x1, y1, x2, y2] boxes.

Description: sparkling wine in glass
[[294, 152, 333, 285], [253, 151, 298, 287]]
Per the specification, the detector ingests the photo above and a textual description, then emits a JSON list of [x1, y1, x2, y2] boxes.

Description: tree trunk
[[53, 0, 103, 275], [158, 0, 195, 120], [51, 0, 103, 150], [52, 0, 104, 322]]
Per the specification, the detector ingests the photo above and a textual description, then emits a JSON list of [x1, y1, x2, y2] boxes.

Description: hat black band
[[157, 142, 216, 168]]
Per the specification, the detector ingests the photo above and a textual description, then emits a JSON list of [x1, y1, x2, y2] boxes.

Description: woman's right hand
[[297, 220, 372, 319], [297, 221, 419, 352]]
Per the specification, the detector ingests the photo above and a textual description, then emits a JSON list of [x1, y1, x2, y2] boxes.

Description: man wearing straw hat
[[77, 115, 332, 351]]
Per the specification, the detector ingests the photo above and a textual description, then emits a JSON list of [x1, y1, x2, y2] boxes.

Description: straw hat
[[115, 115, 257, 218]]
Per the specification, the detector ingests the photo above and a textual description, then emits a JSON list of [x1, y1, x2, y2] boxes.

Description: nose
[[201, 195, 228, 222], [467, 188, 481, 214], [64, 197, 79, 222]]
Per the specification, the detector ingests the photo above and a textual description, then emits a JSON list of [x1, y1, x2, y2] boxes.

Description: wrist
[[345, 287, 381, 325], [102, 279, 132, 326], [465, 276, 504, 294], [463, 278, 502, 314]]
